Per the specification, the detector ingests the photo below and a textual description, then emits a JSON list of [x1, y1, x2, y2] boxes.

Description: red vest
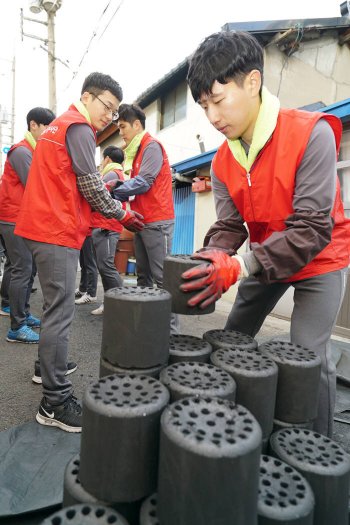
[[90, 168, 125, 232], [130, 133, 174, 223], [0, 139, 33, 223], [212, 109, 350, 282], [15, 106, 95, 249]]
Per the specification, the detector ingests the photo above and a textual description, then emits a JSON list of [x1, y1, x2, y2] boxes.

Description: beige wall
[[156, 93, 223, 164], [264, 35, 345, 107]]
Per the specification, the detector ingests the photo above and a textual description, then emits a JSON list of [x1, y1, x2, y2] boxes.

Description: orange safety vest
[[130, 132, 174, 223], [0, 139, 33, 223], [15, 105, 95, 249], [212, 109, 350, 282], [90, 168, 125, 233]]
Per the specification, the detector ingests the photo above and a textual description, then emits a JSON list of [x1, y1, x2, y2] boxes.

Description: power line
[[98, 0, 124, 42], [75, 1, 113, 71], [61, 0, 122, 95]]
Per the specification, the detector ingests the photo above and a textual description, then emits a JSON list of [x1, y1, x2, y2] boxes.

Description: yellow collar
[[73, 100, 92, 124], [123, 131, 147, 174], [101, 162, 123, 176], [24, 131, 36, 150]]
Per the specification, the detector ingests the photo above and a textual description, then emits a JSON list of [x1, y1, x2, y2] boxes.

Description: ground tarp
[[0, 421, 80, 518]]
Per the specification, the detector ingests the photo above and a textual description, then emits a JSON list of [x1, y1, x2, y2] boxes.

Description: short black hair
[[187, 31, 264, 102], [81, 72, 123, 102], [117, 104, 146, 129], [26, 107, 55, 130], [103, 146, 124, 164]]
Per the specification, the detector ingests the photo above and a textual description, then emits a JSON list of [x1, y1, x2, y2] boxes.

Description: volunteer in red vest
[[182, 31, 350, 437], [15, 73, 144, 433], [0, 107, 55, 344], [113, 104, 179, 332], [89, 145, 126, 316]]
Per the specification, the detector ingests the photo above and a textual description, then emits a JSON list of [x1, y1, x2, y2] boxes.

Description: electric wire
[[275, 24, 304, 97], [60, 0, 120, 95], [98, 0, 124, 42]]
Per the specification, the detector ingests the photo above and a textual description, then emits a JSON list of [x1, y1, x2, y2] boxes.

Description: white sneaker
[[91, 304, 104, 315], [75, 293, 97, 305], [75, 288, 85, 298]]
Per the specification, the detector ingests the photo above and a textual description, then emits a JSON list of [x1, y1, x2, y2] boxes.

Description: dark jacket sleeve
[[113, 142, 163, 200]]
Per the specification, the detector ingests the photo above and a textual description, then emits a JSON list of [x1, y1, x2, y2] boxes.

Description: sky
[[0, 0, 346, 147]]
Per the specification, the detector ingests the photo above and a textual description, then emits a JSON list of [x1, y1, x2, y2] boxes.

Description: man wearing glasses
[[15, 72, 143, 433], [93, 93, 120, 122]]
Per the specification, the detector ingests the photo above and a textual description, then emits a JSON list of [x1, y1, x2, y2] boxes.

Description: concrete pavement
[[0, 273, 288, 432], [0, 272, 349, 450], [1, 272, 350, 524]]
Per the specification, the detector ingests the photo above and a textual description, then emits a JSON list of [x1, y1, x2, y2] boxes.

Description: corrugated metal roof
[[222, 16, 350, 35]]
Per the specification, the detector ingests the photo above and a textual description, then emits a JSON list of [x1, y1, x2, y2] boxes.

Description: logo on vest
[[44, 125, 59, 135]]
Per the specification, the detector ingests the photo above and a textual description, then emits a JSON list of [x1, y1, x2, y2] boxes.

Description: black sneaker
[[36, 394, 82, 432], [32, 361, 78, 384]]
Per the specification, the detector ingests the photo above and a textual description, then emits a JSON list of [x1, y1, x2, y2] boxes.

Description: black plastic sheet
[[0, 421, 80, 518]]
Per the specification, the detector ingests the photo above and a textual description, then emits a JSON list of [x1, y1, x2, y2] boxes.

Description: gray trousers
[[1, 255, 11, 309], [91, 228, 123, 292], [226, 268, 348, 437], [134, 222, 179, 333], [0, 223, 35, 329], [78, 236, 98, 297], [26, 240, 79, 405]]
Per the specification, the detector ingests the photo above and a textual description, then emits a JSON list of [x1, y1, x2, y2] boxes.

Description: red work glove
[[119, 210, 144, 232], [180, 249, 244, 309]]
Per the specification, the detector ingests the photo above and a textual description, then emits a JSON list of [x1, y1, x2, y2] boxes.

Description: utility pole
[[47, 9, 56, 113], [0, 56, 14, 172], [10, 56, 16, 144], [22, 0, 62, 113]]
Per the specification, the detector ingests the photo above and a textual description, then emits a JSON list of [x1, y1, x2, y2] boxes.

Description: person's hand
[[119, 210, 144, 232], [180, 249, 243, 309], [106, 180, 124, 192]]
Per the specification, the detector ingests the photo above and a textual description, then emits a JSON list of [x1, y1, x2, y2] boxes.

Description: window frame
[[160, 81, 187, 130]]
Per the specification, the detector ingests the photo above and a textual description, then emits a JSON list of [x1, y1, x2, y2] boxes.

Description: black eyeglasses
[[90, 93, 119, 121]]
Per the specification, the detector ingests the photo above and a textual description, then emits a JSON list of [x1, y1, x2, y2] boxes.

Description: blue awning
[[171, 148, 217, 175], [321, 98, 350, 121]]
